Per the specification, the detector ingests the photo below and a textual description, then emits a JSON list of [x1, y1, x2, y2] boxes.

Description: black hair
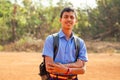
[[60, 7, 77, 18]]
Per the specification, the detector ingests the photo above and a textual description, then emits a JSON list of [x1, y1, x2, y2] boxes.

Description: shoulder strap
[[74, 36, 80, 61], [52, 33, 59, 61]]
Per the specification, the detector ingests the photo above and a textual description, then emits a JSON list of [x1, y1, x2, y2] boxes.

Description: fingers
[[47, 63, 59, 74], [47, 63, 56, 72]]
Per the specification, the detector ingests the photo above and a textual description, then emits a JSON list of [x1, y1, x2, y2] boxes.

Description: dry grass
[[0, 52, 120, 80]]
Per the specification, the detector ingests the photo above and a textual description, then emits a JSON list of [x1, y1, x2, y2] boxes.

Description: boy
[[42, 7, 88, 80]]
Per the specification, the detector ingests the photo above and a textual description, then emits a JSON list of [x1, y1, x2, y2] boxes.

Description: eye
[[62, 15, 75, 20], [63, 15, 68, 19], [70, 16, 75, 19]]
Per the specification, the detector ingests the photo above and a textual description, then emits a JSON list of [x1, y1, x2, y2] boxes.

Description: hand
[[46, 62, 68, 74]]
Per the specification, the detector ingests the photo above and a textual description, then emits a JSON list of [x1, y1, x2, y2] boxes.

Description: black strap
[[52, 33, 59, 61], [74, 36, 80, 61]]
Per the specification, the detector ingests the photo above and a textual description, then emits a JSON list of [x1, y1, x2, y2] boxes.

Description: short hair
[[60, 7, 77, 18]]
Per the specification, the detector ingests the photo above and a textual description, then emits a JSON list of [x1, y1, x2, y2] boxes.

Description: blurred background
[[0, 0, 120, 53], [0, 0, 120, 80]]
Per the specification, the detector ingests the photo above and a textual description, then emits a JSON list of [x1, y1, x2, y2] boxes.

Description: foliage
[[0, 0, 120, 51], [74, 8, 91, 39], [88, 0, 120, 41]]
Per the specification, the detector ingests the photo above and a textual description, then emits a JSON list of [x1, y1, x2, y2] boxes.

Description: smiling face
[[60, 11, 77, 31]]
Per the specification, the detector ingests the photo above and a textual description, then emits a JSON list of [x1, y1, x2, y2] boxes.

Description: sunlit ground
[[0, 52, 120, 80]]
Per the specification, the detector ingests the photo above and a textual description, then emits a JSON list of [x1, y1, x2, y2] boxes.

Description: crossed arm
[[45, 56, 86, 75]]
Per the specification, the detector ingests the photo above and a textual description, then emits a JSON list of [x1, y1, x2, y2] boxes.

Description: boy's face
[[60, 11, 77, 30]]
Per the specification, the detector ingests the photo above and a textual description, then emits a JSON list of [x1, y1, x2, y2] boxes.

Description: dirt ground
[[0, 52, 120, 80]]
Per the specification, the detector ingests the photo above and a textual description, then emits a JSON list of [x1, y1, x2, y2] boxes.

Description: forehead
[[62, 11, 76, 17]]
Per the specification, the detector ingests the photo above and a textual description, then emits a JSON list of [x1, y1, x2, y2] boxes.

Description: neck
[[62, 29, 72, 40]]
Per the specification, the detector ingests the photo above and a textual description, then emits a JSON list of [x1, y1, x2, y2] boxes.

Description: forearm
[[64, 59, 84, 68], [68, 66, 86, 74], [64, 62, 81, 68], [64, 59, 86, 74], [45, 56, 68, 74], [45, 56, 86, 74]]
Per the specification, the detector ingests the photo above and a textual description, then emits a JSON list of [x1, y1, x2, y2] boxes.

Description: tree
[[88, 0, 120, 41], [0, 0, 13, 44]]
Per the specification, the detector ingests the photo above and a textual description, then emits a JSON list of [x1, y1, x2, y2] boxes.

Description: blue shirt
[[42, 30, 88, 64]]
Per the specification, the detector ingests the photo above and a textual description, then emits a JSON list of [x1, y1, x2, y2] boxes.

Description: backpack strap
[[52, 33, 59, 61], [74, 36, 80, 61]]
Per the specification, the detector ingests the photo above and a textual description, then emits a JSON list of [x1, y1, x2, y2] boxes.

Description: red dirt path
[[0, 52, 120, 80]]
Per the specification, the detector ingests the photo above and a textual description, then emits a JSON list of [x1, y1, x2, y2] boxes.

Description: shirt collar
[[58, 29, 75, 39]]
